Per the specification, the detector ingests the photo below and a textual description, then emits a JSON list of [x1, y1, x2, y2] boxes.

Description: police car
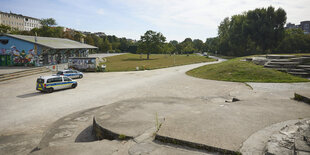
[[56, 69, 83, 79], [36, 76, 77, 93]]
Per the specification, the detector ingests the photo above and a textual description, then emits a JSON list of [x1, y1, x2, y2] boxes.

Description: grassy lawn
[[101, 54, 216, 72], [186, 57, 310, 83]]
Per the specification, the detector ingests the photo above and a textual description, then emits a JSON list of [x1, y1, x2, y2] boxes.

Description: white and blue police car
[[56, 69, 83, 79], [36, 76, 77, 93]]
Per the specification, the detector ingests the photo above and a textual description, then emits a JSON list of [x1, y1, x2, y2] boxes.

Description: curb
[[155, 134, 241, 155], [92, 117, 133, 141], [294, 92, 310, 104]]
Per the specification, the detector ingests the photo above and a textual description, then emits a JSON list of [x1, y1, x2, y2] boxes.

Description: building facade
[[0, 11, 41, 31], [300, 21, 310, 34], [285, 21, 310, 34], [0, 34, 97, 66]]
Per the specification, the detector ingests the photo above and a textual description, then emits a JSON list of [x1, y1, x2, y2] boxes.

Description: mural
[[0, 45, 38, 66], [68, 58, 97, 71]]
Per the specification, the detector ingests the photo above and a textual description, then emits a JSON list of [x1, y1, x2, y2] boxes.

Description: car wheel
[[72, 83, 77, 88], [79, 75, 83, 79], [47, 88, 54, 93]]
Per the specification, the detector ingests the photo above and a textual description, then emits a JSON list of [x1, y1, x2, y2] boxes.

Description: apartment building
[[285, 20, 310, 34], [300, 21, 310, 34], [0, 11, 41, 31]]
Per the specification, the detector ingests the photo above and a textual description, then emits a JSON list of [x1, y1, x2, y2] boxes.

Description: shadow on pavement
[[17, 92, 45, 98], [75, 126, 97, 142]]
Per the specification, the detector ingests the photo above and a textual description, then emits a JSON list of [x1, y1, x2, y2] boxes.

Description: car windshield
[[57, 71, 63, 75], [37, 78, 44, 83]]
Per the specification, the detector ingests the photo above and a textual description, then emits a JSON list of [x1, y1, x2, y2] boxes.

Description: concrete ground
[[0, 57, 310, 154], [0, 66, 33, 74]]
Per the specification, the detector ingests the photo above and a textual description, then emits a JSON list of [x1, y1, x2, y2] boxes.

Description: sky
[[1, 0, 309, 41]]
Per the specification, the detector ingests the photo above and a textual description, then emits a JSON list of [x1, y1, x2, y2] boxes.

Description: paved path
[[0, 59, 223, 154], [89, 53, 126, 58], [1, 56, 310, 154]]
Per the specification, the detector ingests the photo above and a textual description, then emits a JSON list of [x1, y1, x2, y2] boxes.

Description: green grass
[[101, 54, 216, 72], [186, 57, 310, 83]]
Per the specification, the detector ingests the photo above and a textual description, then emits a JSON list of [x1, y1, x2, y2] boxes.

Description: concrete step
[[297, 65, 310, 69], [0, 71, 50, 82], [273, 68, 288, 72], [289, 68, 307, 72], [267, 62, 300, 66], [0, 68, 51, 82], [0, 67, 50, 77], [288, 72, 310, 77], [266, 55, 296, 59], [264, 65, 282, 68], [270, 59, 300, 62]]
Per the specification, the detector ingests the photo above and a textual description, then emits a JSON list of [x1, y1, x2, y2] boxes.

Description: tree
[[193, 39, 204, 53], [275, 28, 310, 53], [84, 34, 95, 45], [245, 6, 286, 53], [216, 6, 287, 56], [205, 37, 219, 54], [138, 30, 166, 59], [218, 17, 231, 55], [40, 18, 57, 27], [0, 24, 11, 33], [119, 38, 130, 52], [163, 43, 176, 55], [180, 38, 194, 54], [102, 39, 112, 52]]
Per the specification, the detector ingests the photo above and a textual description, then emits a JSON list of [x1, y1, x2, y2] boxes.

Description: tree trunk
[[147, 53, 150, 60]]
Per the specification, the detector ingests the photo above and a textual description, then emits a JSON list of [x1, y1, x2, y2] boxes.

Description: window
[[57, 71, 63, 75], [53, 77, 62, 82], [37, 78, 44, 83], [64, 77, 72, 81], [47, 77, 62, 83], [47, 79, 53, 83]]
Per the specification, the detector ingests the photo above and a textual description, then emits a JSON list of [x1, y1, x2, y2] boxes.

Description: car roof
[[38, 75, 64, 79], [59, 69, 78, 72]]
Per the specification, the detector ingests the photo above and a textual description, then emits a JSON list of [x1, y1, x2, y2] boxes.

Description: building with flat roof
[[0, 34, 97, 66], [285, 20, 310, 34], [0, 11, 42, 31], [300, 21, 310, 34]]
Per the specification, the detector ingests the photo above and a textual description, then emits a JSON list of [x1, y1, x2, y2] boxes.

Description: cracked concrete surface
[[1, 57, 310, 154]]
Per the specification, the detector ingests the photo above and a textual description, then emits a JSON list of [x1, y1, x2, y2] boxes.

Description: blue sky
[[1, 0, 309, 41]]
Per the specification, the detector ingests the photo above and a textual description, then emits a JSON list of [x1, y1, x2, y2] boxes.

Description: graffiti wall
[[68, 58, 98, 71], [0, 36, 40, 66]]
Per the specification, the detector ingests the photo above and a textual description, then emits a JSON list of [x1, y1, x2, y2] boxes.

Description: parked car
[[55, 69, 83, 79], [36, 76, 77, 93]]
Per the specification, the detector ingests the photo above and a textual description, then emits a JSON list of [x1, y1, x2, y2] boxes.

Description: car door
[[73, 71, 79, 78], [68, 71, 75, 78], [63, 77, 73, 88], [63, 71, 70, 77], [53, 77, 63, 90]]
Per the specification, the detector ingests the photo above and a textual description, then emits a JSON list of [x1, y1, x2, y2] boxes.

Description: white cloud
[[97, 8, 105, 15], [115, 0, 310, 41]]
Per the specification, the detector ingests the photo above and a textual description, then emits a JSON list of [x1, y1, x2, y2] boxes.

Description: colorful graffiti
[[68, 58, 97, 71], [0, 45, 38, 66]]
